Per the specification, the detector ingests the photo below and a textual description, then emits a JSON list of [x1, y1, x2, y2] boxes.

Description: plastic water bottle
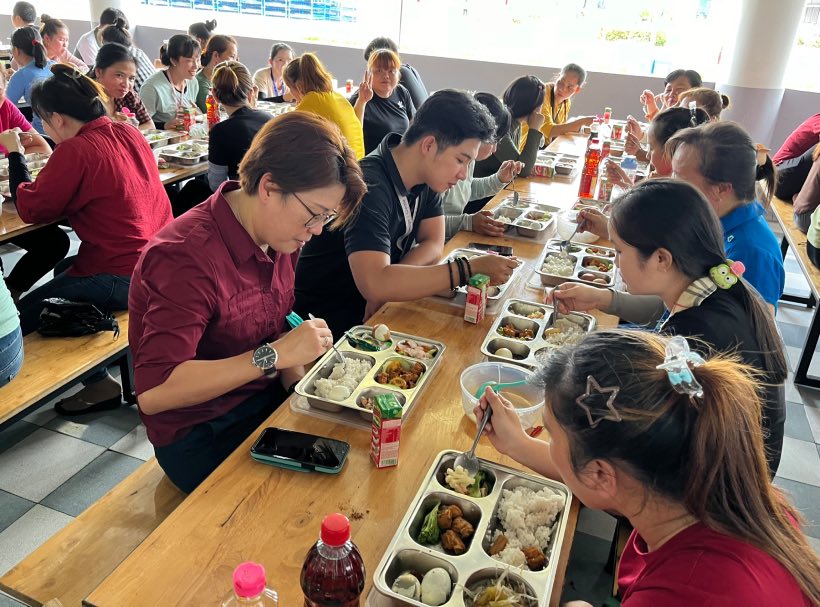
[[300, 513, 366, 607], [620, 154, 638, 183], [222, 562, 278, 607]]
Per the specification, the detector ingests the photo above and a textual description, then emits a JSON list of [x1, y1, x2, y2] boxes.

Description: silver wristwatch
[[252, 343, 279, 378]]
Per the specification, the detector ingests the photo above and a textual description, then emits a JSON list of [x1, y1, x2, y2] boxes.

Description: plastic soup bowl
[[460, 362, 545, 429]]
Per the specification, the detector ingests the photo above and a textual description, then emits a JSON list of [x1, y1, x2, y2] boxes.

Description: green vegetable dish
[[417, 501, 441, 545]]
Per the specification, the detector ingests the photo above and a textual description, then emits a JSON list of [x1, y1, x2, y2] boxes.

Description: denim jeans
[[0, 325, 24, 387], [17, 256, 131, 336]]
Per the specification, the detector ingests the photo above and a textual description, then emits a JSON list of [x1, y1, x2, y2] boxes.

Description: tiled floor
[[0, 222, 819, 600]]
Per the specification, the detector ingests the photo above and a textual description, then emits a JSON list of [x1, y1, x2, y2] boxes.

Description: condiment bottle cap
[[233, 562, 266, 598], [320, 513, 351, 546]]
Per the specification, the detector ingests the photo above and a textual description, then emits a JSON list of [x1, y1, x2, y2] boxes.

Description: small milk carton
[[464, 273, 490, 324], [371, 393, 402, 468]]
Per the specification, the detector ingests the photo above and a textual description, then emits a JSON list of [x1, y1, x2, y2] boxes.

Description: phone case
[[250, 450, 346, 474]]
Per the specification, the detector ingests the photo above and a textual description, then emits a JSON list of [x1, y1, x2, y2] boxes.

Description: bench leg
[[794, 304, 820, 389], [118, 349, 137, 405], [779, 236, 816, 309]]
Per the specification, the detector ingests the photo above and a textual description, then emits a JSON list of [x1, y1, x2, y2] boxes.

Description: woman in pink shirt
[[39, 15, 87, 72], [0, 64, 172, 415], [475, 330, 819, 606]]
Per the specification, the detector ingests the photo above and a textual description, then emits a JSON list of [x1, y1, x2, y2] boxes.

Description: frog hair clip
[[709, 259, 745, 289], [656, 335, 705, 398]]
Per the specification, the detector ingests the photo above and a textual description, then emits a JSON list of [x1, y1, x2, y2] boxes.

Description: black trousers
[[2, 224, 70, 293], [775, 144, 817, 200]]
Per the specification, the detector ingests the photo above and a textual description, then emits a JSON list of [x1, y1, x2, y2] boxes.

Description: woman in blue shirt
[[667, 121, 784, 311], [7, 26, 54, 135]]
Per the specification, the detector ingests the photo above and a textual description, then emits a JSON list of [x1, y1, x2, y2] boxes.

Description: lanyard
[[392, 179, 418, 255], [164, 70, 185, 109], [271, 69, 283, 97]]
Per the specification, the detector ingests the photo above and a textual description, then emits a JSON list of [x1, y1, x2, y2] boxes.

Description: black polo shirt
[[294, 132, 443, 337], [208, 107, 271, 181], [350, 84, 415, 154]]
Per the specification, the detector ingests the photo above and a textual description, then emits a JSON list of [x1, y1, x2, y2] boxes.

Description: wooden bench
[[771, 197, 820, 388], [0, 312, 133, 430], [0, 458, 184, 607]]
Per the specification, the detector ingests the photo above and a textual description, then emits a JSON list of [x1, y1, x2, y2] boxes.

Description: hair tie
[[31, 39, 39, 46], [709, 259, 745, 289], [656, 335, 705, 398]]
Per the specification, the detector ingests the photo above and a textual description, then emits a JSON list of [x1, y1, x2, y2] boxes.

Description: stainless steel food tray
[[535, 151, 580, 180], [492, 197, 559, 242], [571, 197, 611, 214], [0, 153, 49, 180], [535, 239, 617, 287], [294, 325, 445, 422], [434, 248, 525, 312], [480, 298, 596, 369], [157, 139, 209, 165], [143, 129, 184, 149], [373, 450, 572, 606]]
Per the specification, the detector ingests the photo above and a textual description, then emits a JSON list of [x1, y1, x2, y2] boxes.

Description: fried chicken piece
[[488, 534, 508, 556], [441, 529, 466, 555], [437, 507, 454, 530], [522, 545, 547, 570], [451, 516, 474, 539]]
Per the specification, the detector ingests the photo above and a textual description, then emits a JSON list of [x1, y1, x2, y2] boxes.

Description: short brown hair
[[283, 52, 333, 95], [367, 48, 400, 73], [212, 60, 254, 107], [678, 87, 730, 120], [239, 112, 366, 228]]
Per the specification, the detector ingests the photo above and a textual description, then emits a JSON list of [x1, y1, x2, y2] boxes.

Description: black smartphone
[[468, 242, 514, 256], [250, 427, 350, 473]]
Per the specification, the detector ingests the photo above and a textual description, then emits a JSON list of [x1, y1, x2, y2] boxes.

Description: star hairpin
[[575, 375, 622, 428]]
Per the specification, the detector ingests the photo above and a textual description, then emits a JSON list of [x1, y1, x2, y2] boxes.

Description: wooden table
[[85, 134, 613, 607], [159, 162, 207, 187]]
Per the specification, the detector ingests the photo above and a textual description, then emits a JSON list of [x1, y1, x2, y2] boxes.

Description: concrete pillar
[[716, 0, 804, 145]]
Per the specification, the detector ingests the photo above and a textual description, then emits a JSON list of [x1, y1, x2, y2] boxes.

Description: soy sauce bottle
[[300, 513, 366, 607]]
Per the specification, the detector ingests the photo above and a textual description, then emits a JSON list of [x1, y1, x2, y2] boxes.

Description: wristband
[[463, 257, 473, 279], [447, 259, 455, 292], [456, 257, 468, 287]]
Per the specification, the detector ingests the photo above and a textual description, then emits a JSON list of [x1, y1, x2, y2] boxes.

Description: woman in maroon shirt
[[0, 64, 173, 414], [129, 112, 366, 493], [475, 330, 819, 606]]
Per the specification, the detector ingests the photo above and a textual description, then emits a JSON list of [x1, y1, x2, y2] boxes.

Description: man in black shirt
[[295, 90, 519, 337]]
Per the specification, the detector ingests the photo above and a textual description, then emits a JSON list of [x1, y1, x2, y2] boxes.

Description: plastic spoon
[[473, 379, 528, 400]]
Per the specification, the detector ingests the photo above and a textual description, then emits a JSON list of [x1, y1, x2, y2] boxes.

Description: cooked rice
[[542, 318, 584, 347], [313, 358, 372, 400], [541, 255, 575, 277]]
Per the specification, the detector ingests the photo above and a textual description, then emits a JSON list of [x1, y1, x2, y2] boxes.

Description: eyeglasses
[[291, 191, 337, 228]]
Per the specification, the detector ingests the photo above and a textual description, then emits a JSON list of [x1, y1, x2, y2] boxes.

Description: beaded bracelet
[[463, 257, 473, 280], [455, 257, 468, 287], [447, 259, 455, 292]]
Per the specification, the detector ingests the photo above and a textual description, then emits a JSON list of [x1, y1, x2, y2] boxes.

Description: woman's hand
[[624, 130, 643, 156], [358, 70, 373, 104], [625, 115, 643, 140], [0, 129, 24, 155], [470, 254, 519, 285], [496, 160, 523, 183], [526, 109, 546, 130], [473, 387, 529, 457], [605, 160, 632, 189], [546, 282, 612, 314], [471, 211, 507, 237], [640, 89, 659, 121], [164, 116, 183, 130], [577, 208, 608, 239], [272, 318, 334, 369]]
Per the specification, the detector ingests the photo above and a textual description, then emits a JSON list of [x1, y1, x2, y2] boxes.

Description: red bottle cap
[[320, 513, 351, 546], [233, 562, 266, 598]]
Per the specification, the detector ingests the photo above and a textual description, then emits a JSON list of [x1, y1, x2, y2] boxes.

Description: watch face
[[253, 345, 277, 370]]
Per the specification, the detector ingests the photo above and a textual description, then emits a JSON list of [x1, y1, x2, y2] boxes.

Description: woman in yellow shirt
[[284, 53, 365, 159], [523, 62, 594, 146]]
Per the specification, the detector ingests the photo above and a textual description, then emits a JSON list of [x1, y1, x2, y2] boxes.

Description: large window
[[786, 0, 820, 92], [136, 0, 736, 79]]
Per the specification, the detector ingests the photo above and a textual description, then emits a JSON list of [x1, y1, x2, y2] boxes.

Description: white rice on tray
[[491, 485, 565, 569], [542, 318, 584, 347], [541, 255, 575, 277], [313, 358, 372, 400]]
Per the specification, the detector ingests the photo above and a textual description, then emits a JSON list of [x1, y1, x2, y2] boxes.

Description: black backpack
[[37, 298, 120, 339]]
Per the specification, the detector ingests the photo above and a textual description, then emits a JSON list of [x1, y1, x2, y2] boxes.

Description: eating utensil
[[308, 313, 345, 366], [559, 221, 582, 258], [343, 331, 380, 352], [473, 379, 528, 400], [511, 175, 519, 206], [454, 405, 493, 477]]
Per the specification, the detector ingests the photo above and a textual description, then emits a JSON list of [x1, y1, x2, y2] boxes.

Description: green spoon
[[473, 379, 528, 400]]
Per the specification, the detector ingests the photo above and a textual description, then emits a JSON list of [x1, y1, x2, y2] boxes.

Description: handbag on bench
[[37, 298, 120, 339]]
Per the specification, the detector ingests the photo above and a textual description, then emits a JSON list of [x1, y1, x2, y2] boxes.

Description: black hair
[[31, 63, 108, 124], [12, 1, 36, 23], [610, 178, 786, 382], [364, 36, 398, 61], [100, 18, 131, 47], [201, 34, 236, 67], [666, 121, 776, 205], [474, 92, 511, 142], [561, 62, 587, 86], [159, 34, 201, 67], [99, 8, 128, 28], [665, 68, 703, 88], [11, 25, 47, 69], [404, 89, 495, 149], [502, 75, 546, 121], [94, 42, 136, 72], [269, 42, 293, 61], [649, 106, 710, 146], [188, 19, 216, 43]]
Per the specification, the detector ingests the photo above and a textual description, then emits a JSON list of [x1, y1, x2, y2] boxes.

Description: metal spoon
[[309, 313, 345, 366], [511, 175, 519, 207], [454, 406, 493, 477], [559, 222, 581, 258]]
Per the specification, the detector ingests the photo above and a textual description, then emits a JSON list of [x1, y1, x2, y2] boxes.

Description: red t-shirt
[[129, 182, 298, 447], [15, 116, 172, 277], [0, 98, 34, 155], [774, 113, 820, 165], [618, 522, 811, 606]]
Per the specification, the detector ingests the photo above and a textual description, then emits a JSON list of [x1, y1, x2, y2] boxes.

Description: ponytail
[[31, 63, 108, 124], [100, 18, 131, 47], [160, 34, 200, 68], [284, 52, 333, 95], [201, 34, 236, 68], [537, 330, 820, 605], [211, 60, 254, 107], [11, 25, 47, 69], [188, 19, 216, 44], [39, 14, 65, 39], [755, 154, 776, 205]]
